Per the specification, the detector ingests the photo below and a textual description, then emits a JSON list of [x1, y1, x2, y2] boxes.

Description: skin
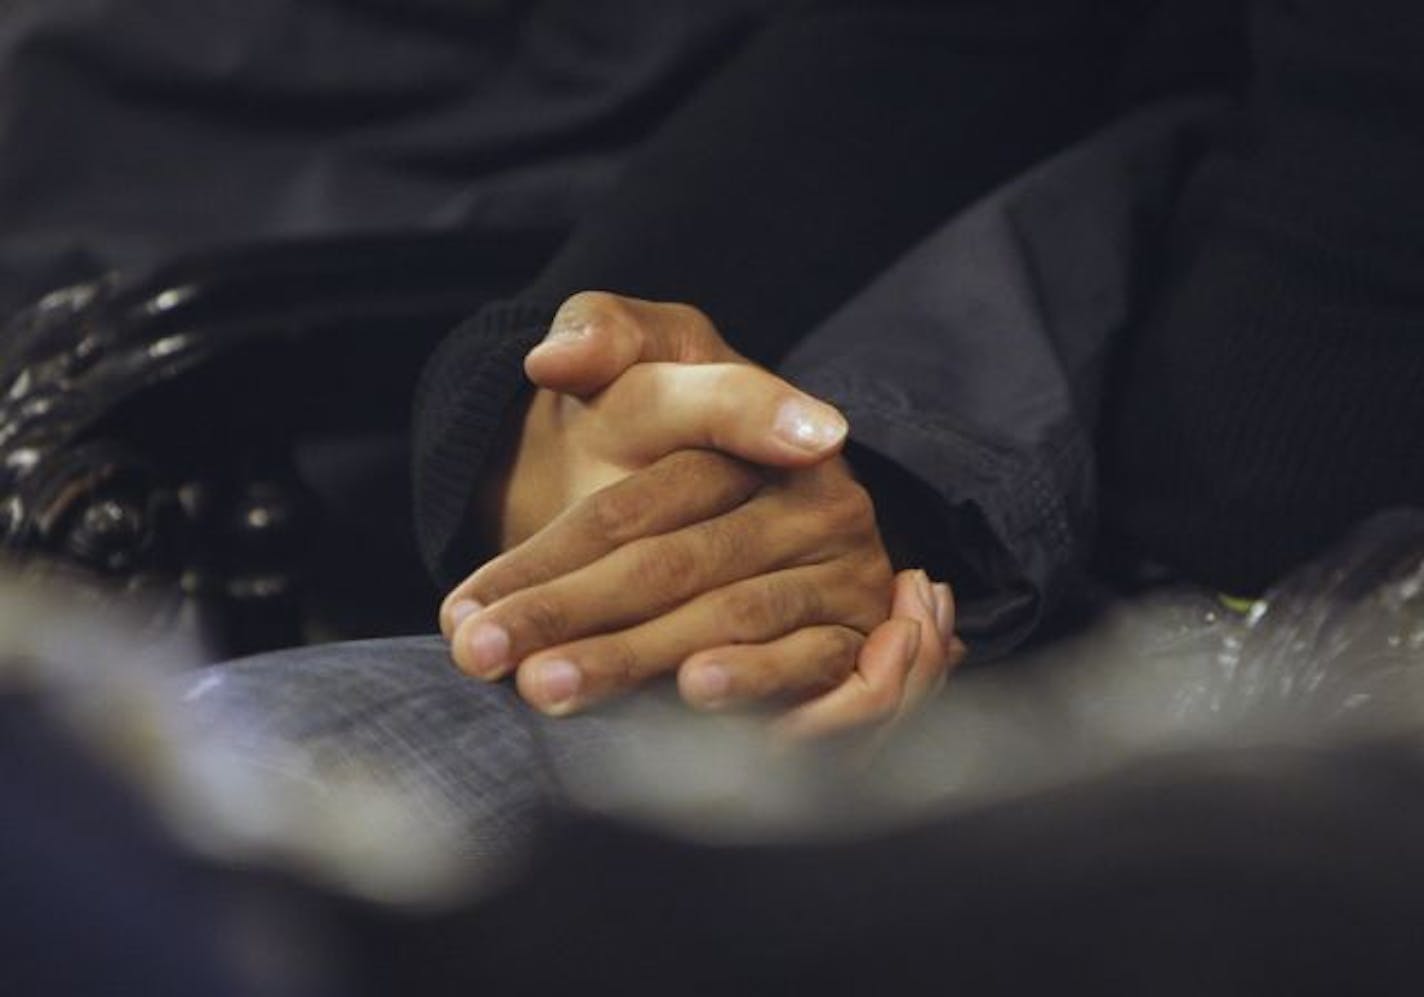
[[440, 292, 965, 736]]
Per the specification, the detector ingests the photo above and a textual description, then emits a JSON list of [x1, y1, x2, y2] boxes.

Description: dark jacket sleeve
[[780, 100, 1227, 658]]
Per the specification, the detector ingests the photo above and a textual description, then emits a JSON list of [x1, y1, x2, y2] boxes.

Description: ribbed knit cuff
[[412, 298, 559, 589]]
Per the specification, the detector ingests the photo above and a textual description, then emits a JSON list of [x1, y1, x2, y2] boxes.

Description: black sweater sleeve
[[1101, 0, 1424, 594], [412, 0, 1140, 586], [412, 300, 557, 588]]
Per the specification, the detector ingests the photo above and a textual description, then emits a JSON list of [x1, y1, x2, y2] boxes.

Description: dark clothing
[[412, 0, 1424, 647], [1102, 0, 1424, 591], [0, 0, 771, 316]]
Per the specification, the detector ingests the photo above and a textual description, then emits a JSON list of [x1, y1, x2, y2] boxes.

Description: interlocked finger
[[677, 625, 867, 710], [441, 449, 760, 637], [774, 619, 921, 739], [512, 563, 883, 715], [578, 362, 849, 467], [449, 488, 848, 681], [523, 292, 741, 398], [775, 570, 959, 740]]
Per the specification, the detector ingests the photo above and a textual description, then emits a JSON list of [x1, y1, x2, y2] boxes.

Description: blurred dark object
[[0, 689, 337, 997], [15, 674, 1424, 996], [0, 229, 559, 658], [357, 745, 1424, 997]]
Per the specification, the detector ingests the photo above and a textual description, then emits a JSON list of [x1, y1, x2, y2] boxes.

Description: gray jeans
[[181, 635, 630, 869]]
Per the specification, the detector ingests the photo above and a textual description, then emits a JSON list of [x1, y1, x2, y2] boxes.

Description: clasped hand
[[440, 293, 963, 737]]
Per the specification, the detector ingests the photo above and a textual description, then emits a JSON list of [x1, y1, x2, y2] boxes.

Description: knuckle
[[561, 291, 635, 345], [797, 475, 877, 547], [796, 578, 827, 623], [827, 625, 863, 662], [664, 299, 708, 321], [664, 300, 713, 331], [818, 554, 891, 633], [630, 535, 700, 597], [677, 448, 749, 486], [659, 450, 761, 515], [721, 585, 776, 639], [663, 300, 734, 361], [827, 479, 877, 534], [698, 514, 753, 572], [469, 575, 509, 606], [463, 564, 515, 606], [591, 633, 644, 687], [585, 485, 649, 546], [860, 549, 895, 598], [507, 590, 568, 648], [663, 301, 719, 349], [722, 579, 803, 641], [821, 628, 863, 683], [564, 289, 621, 321]]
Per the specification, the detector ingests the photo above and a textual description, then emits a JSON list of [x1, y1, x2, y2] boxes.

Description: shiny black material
[[0, 230, 556, 656]]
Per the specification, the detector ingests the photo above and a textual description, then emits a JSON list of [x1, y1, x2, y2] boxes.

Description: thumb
[[589, 362, 850, 469], [524, 291, 740, 397]]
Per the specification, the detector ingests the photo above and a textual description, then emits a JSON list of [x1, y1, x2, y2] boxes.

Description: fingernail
[[464, 622, 511, 678], [684, 662, 731, 706], [773, 398, 847, 453], [932, 583, 955, 646], [448, 598, 481, 630], [533, 659, 582, 713]]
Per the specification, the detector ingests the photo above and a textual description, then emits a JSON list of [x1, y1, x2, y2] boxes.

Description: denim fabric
[[181, 636, 627, 864]]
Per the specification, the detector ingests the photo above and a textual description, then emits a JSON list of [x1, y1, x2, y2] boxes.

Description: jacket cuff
[[815, 380, 1081, 662], [412, 299, 559, 589]]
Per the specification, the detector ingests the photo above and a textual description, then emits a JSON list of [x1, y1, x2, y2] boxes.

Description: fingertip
[[524, 337, 602, 394], [451, 616, 513, 681], [517, 657, 584, 716], [770, 396, 848, 458], [441, 597, 481, 640], [451, 596, 481, 625], [525, 292, 636, 395], [678, 659, 732, 709]]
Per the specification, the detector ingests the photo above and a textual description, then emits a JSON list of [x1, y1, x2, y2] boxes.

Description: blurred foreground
[[4, 511, 1424, 994]]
